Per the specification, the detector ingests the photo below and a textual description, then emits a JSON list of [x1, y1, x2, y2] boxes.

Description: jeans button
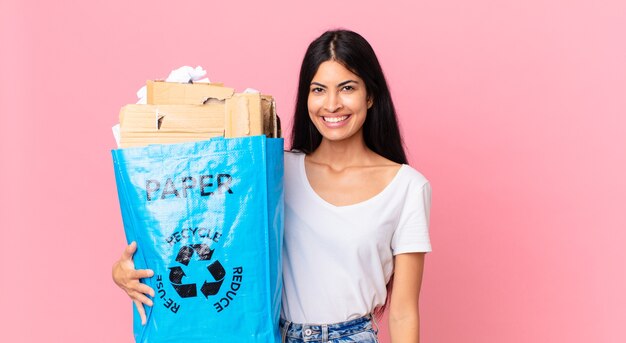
[[304, 328, 312, 336]]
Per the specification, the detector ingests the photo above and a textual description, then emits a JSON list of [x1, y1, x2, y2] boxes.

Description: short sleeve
[[391, 180, 432, 255]]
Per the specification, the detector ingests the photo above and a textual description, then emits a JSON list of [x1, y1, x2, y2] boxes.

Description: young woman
[[113, 29, 431, 343]]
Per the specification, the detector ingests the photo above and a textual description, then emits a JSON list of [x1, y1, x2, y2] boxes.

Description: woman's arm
[[112, 241, 155, 325], [388, 252, 426, 343]]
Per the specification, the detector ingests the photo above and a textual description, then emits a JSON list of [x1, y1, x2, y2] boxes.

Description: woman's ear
[[367, 97, 374, 109]]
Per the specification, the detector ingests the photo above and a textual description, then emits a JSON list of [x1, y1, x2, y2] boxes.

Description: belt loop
[[281, 320, 292, 343], [370, 313, 379, 334], [322, 324, 328, 342]]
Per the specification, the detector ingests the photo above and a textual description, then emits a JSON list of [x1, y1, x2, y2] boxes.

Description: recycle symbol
[[168, 243, 226, 298]]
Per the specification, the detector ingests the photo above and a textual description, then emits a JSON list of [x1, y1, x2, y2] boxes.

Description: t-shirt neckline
[[298, 153, 406, 210]]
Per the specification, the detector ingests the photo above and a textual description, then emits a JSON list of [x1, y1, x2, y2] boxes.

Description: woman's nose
[[324, 92, 343, 112]]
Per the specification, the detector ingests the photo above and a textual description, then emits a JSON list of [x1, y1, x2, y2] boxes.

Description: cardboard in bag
[[119, 81, 280, 148], [147, 80, 279, 136]]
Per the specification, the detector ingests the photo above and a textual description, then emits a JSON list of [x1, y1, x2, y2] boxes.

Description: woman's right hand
[[112, 241, 155, 325]]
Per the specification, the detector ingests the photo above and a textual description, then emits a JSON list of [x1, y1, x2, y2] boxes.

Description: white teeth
[[323, 115, 348, 123]]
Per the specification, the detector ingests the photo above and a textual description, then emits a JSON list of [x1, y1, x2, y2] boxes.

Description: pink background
[[1, 0, 625, 342]]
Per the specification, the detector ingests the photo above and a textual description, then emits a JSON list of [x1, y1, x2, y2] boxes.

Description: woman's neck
[[308, 133, 374, 169]]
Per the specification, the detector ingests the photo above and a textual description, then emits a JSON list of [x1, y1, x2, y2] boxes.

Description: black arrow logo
[[169, 266, 185, 284], [169, 266, 196, 298], [191, 244, 214, 261], [175, 245, 194, 266], [169, 244, 225, 299], [201, 261, 226, 298], [172, 284, 197, 298]]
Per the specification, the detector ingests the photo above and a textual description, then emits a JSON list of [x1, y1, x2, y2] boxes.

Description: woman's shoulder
[[397, 164, 429, 189], [285, 150, 305, 156], [284, 150, 304, 161], [284, 150, 305, 173]]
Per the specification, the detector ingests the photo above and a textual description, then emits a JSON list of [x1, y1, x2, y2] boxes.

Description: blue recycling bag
[[112, 136, 284, 342]]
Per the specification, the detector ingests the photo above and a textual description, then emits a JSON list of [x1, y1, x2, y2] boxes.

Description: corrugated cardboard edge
[[146, 80, 235, 105], [118, 104, 226, 147], [224, 93, 263, 138], [260, 95, 280, 138]]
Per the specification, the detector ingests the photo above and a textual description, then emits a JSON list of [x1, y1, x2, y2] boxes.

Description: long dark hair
[[290, 29, 408, 165]]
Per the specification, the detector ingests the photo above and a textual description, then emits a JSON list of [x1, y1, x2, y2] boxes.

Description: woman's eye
[[311, 87, 324, 93], [341, 85, 354, 92]]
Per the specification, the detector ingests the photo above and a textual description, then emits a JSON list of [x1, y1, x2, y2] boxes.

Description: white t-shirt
[[281, 152, 432, 324]]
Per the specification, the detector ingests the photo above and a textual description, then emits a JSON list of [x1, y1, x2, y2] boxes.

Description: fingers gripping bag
[[112, 135, 284, 342]]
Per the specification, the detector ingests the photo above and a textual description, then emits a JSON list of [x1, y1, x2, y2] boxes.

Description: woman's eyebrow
[[310, 82, 327, 88], [337, 80, 358, 87]]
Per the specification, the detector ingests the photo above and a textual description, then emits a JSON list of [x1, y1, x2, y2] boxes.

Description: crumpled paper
[[243, 88, 260, 94], [136, 66, 211, 104]]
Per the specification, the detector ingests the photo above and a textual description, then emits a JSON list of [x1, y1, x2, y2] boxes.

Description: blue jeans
[[279, 315, 379, 343]]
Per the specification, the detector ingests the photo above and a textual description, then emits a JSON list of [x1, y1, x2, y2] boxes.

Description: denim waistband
[[279, 315, 377, 342]]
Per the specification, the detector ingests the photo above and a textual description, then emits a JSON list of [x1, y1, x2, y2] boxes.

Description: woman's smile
[[320, 114, 352, 129], [322, 115, 349, 123]]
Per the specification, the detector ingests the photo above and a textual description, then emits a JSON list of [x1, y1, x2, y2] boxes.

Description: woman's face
[[307, 60, 371, 144]]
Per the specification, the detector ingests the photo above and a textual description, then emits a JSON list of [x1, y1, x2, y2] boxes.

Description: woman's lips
[[320, 114, 350, 127]]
